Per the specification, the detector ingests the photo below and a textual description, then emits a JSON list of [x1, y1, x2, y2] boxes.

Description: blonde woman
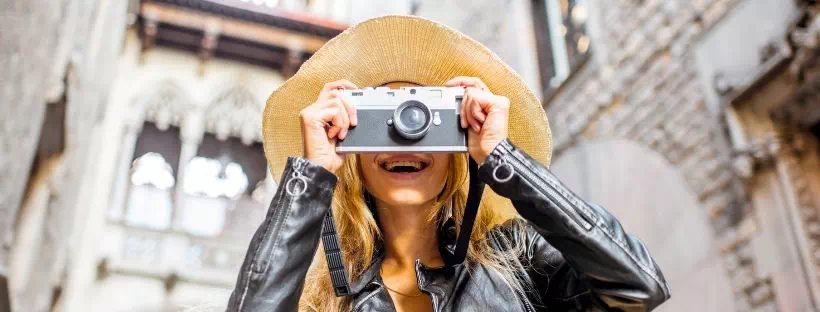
[[227, 16, 669, 312]]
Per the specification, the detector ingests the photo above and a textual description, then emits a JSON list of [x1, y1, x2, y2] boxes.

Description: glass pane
[[180, 156, 250, 237], [125, 152, 175, 229], [183, 157, 248, 198], [535, 0, 591, 92], [179, 194, 230, 237]]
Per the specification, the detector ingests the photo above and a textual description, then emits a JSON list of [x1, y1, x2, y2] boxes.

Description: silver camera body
[[337, 87, 466, 153]]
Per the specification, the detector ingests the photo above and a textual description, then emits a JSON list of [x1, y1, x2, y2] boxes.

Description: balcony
[[137, 0, 349, 73]]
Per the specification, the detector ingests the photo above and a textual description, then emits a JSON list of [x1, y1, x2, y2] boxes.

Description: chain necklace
[[380, 267, 424, 297]]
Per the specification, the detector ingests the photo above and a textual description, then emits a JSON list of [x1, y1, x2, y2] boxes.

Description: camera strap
[[322, 157, 484, 297], [441, 157, 484, 266]]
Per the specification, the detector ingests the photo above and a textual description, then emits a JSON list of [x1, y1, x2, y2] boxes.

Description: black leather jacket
[[227, 139, 670, 311]]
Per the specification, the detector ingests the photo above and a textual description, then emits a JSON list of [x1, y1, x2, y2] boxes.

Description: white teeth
[[385, 161, 423, 171]]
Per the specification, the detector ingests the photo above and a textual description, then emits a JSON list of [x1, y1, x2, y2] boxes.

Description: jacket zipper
[[513, 286, 535, 312], [352, 289, 381, 312], [253, 160, 303, 273], [505, 153, 594, 231]]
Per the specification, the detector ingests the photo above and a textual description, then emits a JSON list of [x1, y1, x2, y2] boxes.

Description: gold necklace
[[380, 267, 424, 297]]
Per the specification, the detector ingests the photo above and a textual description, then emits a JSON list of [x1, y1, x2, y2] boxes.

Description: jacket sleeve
[[478, 139, 670, 311], [227, 156, 338, 312]]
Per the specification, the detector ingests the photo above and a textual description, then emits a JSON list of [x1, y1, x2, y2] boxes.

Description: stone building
[[2, 0, 130, 311], [1, 0, 817, 311], [544, 0, 819, 310]]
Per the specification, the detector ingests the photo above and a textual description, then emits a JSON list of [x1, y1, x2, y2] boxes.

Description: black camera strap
[[322, 157, 484, 297], [441, 157, 484, 265], [321, 209, 351, 296]]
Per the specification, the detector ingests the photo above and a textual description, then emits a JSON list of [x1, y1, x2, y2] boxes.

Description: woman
[[227, 16, 669, 312]]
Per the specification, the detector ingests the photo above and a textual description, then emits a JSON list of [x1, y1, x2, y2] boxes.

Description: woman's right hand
[[299, 79, 358, 173]]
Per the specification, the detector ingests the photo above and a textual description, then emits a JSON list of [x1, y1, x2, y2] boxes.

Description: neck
[[374, 197, 444, 270]]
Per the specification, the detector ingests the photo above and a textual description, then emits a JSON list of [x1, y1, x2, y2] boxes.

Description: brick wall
[[545, 0, 778, 310]]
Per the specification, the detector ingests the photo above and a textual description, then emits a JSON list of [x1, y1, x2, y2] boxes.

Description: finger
[[471, 100, 486, 123], [459, 97, 467, 128], [317, 106, 343, 138], [444, 76, 467, 87], [318, 87, 342, 103], [315, 90, 344, 109], [328, 89, 342, 99], [323, 79, 358, 91], [324, 99, 349, 139], [466, 88, 487, 123], [444, 76, 476, 87], [330, 111, 345, 139], [331, 99, 350, 139], [463, 95, 480, 133], [319, 80, 358, 101], [339, 97, 358, 126], [444, 76, 489, 90]]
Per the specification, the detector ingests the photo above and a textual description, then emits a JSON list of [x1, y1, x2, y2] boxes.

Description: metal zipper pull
[[285, 167, 308, 197], [492, 157, 515, 183]]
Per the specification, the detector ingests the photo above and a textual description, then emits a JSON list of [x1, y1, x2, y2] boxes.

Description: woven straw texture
[[262, 15, 552, 212]]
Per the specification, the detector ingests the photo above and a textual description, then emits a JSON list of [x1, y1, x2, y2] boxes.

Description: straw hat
[[263, 15, 552, 215]]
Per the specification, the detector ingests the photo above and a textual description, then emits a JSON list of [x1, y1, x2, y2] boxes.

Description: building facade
[[544, 0, 820, 310], [1, 0, 817, 311]]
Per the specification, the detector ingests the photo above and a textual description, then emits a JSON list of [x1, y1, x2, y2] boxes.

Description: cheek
[[428, 156, 450, 191], [359, 155, 380, 192]]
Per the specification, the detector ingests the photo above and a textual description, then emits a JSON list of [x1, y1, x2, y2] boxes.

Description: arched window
[[124, 122, 182, 230], [178, 134, 268, 240], [178, 155, 248, 237], [176, 84, 269, 245]]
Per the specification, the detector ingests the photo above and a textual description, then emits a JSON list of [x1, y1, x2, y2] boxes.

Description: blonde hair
[[299, 153, 534, 311]]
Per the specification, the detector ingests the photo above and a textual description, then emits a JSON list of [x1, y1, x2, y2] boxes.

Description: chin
[[380, 188, 434, 207]]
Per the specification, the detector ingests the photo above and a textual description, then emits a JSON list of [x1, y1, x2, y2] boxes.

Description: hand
[[445, 76, 509, 165], [299, 80, 358, 173]]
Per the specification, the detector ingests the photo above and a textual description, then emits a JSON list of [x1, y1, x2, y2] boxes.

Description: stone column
[[108, 120, 144, 222], [171, 112, 204, 231]]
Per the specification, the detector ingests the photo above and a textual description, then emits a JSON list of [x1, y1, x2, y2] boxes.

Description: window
[[532, 0, 592, 98], [126, 152, 175, 229], [178, 133, 268, 239], [124, 122, 182, 230]]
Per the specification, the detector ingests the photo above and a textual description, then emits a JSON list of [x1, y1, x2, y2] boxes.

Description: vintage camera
[[337, 87, 466, 153]]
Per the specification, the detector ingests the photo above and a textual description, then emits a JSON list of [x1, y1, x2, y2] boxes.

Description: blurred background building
[[0, 0, 817, 311]]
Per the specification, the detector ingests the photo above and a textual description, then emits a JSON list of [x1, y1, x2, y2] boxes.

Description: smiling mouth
[[380, 159, 430, 173]]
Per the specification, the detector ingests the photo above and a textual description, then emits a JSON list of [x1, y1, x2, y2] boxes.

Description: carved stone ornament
[[731, 133, 782, 173], [134, 80, 197, 130], [204, 85, 262, 144]]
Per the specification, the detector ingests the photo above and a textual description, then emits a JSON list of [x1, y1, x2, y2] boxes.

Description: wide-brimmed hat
[[263, 15, 552, 215]]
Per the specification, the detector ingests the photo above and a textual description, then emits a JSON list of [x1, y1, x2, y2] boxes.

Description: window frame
[[531, 0, 593, 101]]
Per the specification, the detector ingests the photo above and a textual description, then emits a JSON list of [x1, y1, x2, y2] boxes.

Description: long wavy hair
[[299, 153, 534, 311]]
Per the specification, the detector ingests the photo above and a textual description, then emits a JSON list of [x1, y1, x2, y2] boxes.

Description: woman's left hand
[[445, 76, 510, 164]]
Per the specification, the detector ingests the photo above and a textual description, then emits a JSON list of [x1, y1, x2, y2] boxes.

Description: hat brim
[[263, 15, 551, 212]]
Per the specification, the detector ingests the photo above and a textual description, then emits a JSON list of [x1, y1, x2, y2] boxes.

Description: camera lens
[[400, 106, 426, 131], [392, 100, 431, 140]]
